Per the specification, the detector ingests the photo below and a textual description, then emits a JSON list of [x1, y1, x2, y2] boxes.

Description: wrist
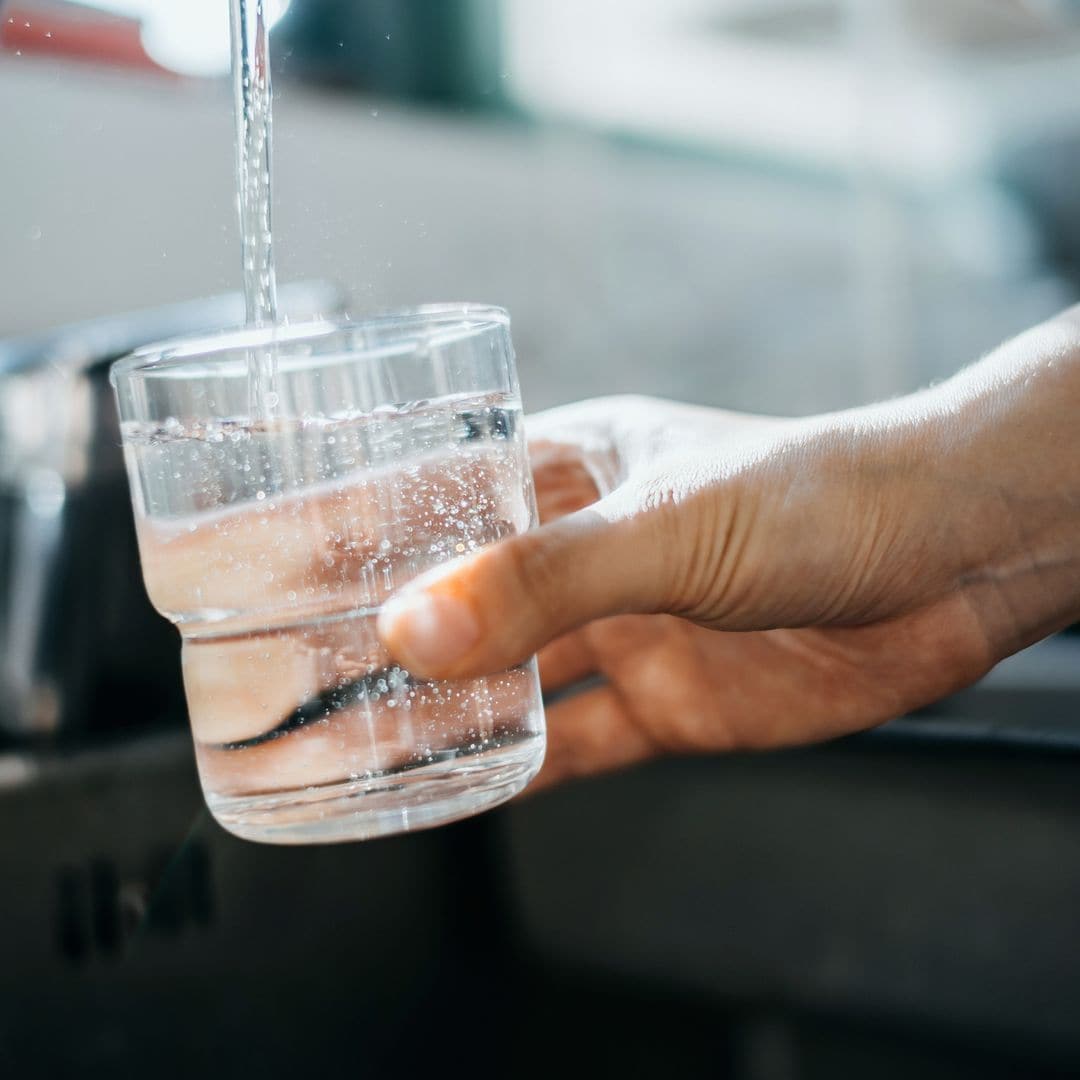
[[913, 309, 1080, 657]]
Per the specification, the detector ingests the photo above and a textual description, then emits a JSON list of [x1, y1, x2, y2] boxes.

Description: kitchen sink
[[1, 636, 1078, 1078]]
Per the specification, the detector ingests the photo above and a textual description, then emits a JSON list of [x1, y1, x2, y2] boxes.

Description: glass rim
[[108, 303, 511, 385]]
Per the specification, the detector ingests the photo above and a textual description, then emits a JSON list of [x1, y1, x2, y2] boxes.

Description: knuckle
[[628, 464, 729, 618], [635, 473, 684, 513], [501, 530, 573, 627]]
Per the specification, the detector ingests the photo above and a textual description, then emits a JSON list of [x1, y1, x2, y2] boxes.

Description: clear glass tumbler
[[111, 306, 545, 844]]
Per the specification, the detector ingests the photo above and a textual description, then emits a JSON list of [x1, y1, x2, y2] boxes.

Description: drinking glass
[[111, 306, 545, 844]]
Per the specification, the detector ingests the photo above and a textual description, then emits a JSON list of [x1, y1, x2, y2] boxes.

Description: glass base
[[205, 737, 544, 844]]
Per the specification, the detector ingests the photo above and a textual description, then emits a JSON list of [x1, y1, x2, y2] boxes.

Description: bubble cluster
[[124, 392, 543, 811]]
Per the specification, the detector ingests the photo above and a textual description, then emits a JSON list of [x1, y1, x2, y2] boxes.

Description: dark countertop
[[1, 636, 1078, 1078]]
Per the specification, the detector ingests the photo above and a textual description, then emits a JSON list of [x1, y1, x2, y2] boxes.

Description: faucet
[[0, 281, 345, 740]]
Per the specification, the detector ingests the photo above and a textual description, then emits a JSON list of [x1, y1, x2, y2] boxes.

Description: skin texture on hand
[[379, 307, 1080, 790]]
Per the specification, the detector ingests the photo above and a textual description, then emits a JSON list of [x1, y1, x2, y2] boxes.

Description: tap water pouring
[[230, 0, 281, 416], [108, 6, 547, 844]]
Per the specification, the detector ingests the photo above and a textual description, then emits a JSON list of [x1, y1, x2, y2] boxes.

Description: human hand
[[379, 313, 1080, 788]]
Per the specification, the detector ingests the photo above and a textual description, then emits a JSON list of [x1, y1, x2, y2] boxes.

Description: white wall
[[0, 56, 1070, 413]]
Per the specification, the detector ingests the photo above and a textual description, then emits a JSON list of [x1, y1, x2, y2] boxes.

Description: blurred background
[[8, 0, 1080, 411], [3, 2, 1080, 1078]]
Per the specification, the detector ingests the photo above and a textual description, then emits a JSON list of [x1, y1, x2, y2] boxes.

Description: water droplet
[[256, 490, 266, 501]]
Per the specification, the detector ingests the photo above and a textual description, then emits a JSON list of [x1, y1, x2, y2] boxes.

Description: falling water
[[230, 0, 280, 415]]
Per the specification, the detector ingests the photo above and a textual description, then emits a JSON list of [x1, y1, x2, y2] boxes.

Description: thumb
[[377, 496, 669, 680]]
